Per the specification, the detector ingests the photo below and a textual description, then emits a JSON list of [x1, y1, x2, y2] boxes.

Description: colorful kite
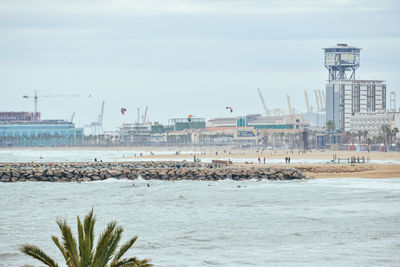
[[121, 108, 127, 115], [226, 106, 233, 113], [187, 114, 193, 122]]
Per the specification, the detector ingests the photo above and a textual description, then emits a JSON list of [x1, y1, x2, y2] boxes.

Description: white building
[[326, 80, 386, 131], [350, 111, 400, 137]]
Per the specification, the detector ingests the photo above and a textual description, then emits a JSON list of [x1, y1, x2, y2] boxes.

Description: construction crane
[[304, 90, 311, 113], [22, 90, 80, 120], [142, 105, 148, 124], [70, 112, 76, 123], [286, 93, 293, 115], [314, 90, 321, 112], [85, 101, 105, 135], [318, 90, 324, 110], [257, 88, 271, 116]]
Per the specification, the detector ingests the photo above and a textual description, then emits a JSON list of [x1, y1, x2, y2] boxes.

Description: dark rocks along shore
[[0, 161, 307, 182]]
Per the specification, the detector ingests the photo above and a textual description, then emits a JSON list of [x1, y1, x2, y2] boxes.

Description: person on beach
[[258, 156, 260, 164], [263, 157, 266, 164]]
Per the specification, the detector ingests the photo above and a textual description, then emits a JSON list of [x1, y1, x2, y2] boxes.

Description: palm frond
[[111, 256, 153, 267], [84, 208, 96, 263], [51, 236, 68, 263], [77, 215, 88, 267], [92, 221, 117, 267], [56, 218, 80, 267], [20, 209, 151, 267], [134, 258, 153, 267], [111, 236, 138, 265], [101, 226, 123, 266], [20, 244, 59, 267]]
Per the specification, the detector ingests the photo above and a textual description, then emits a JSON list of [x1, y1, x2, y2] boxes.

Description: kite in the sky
[[187, 114, 193, 122], [226, 106, 233, 113], [121, 108, 127, 115]]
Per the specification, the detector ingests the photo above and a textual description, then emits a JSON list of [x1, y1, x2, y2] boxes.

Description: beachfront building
[[171, 118, 206, 131], [207, 114, 309, 148], [0, 120, 84, 147], [349, 111, 400, 137], [323, 44, 389, 132], [119, 123, 152, 145], [326, 79, 387, 131]]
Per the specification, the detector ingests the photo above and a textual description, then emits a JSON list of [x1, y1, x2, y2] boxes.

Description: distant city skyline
[[1, 0, 399, 130]]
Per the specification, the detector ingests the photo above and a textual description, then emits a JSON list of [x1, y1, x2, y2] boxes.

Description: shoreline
[[1, 147, 400, 161]]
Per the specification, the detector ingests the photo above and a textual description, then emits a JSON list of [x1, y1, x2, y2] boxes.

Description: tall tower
[[323, 44, 361, 81], [324, 44, 386, 133]]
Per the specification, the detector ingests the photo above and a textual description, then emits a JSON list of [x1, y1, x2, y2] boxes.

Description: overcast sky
[[1, 0, 399, 131]]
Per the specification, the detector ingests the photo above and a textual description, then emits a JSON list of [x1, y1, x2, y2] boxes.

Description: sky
[[1, 0, 399, 131]]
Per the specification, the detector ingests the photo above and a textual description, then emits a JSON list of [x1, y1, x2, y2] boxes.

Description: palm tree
[[362, 130, 368, 143], [392, 127, 399, 144], [381, 125, 391, 146], [20, 209, 152, 267], [326, 120, 335, 131]]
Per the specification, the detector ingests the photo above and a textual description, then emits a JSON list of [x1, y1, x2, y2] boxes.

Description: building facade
[[326, 80, 386, 131], [350, 111, 400, 137], [0, 112, 41, 122], [0, 120, 84, 147]]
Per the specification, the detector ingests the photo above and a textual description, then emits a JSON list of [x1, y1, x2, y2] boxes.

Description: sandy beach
[[3, 146, 399, 160], [1, 147, 399, 178]]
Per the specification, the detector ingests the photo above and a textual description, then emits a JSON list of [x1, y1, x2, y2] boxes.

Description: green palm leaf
[[20, 244, 59, 267], [51, 235, 68, 262], [56, 218, 80, 267], [111, 236, 138, 265], [20, 209, 151, 267], [112, 257, 153, 267]]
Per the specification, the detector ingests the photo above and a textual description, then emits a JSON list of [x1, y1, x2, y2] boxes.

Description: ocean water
[[1, 178, 400, 266], [0, 149, 399, 164]]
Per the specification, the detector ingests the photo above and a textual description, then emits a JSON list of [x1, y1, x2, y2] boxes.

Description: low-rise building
[[350, 111, 400, 137], [0, 120, 84, 147], [119, 123, 152, 145]]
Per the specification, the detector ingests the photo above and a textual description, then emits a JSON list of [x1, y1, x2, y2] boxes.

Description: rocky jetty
[[0, 161, 307, 182]]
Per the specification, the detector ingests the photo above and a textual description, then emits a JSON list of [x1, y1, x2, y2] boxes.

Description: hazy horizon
[[1, 0, 399, 131]]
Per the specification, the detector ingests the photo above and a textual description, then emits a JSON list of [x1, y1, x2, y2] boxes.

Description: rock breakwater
[[0, 161, 307, 182]]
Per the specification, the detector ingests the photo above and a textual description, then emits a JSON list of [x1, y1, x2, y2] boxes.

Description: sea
[[0, 150, 400, 266], [0, 149, 399, 164]]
